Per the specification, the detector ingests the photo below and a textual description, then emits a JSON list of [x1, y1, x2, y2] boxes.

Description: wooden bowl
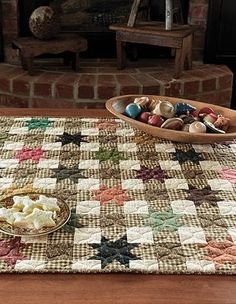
[[106, 95, 236, 143]]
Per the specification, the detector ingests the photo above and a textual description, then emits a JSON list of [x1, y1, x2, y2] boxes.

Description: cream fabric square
[[33, 178, 57, 189], [9, 126, 28, 135], [192, 144, 214, 153], [200, 161, 221, 171], [124, 200, 149, 214], [77, 178, 100, 190], [76, 201, 100, 215], [79, 160, 99, 170], [48, 118, 65, 122], [0, 159, 19, 169], [81, 128, 99, 136], [208, 179, 233, 191], [42, 142, 62, 151], [122, 179, 144, 190], [118, 143, 137, 152], [81, 118, 99, 122], [3, 141, 24, 150], [178, 227, 207, 244], [228, 228, 236, 243], [0, 177, 13, 190], [15, 260, 46, 271], [44, 127, 64, 135], [72, 260, 101, 270], [129, 260, 159, 271], [74, 228, 101, 244], [171, 200, 197, 215], [37, 159, 59, 169], [165, 178, 189, 190], [230, 143, 236, 153], [159, 160, 181, 170], [186, 259, 215, 272], [14, 117, 30, 122], [155, 143, 175, 153], [116, 129, 135, 136], [80, 142, 99, 151], [21, 235, 47, 243], [119, 160, 140, 170], [127, 227, 154, 244], [217, 201, 236, 215]]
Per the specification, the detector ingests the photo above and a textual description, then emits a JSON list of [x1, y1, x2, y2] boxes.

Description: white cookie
[[25, 208, 56, 230], [37, 195, 60, 212], [13, 212, 34, 229], [12, 195, 32, 211], [0, 207, 15, 224]]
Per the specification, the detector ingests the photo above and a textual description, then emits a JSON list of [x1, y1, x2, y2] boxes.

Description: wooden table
[[109, 22, 194, 78], [0, 108, 235, 304], [12, 34, 88, 75]]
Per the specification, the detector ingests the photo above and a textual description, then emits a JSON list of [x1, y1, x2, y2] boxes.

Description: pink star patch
[[15, 147, 44, 163], [95, 120, 118, 130], [92, 185, 130, 206], [219, 166, 236, 184]]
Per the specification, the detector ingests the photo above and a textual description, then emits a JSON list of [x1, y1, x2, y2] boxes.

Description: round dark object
[[29, 6, 60, 40]]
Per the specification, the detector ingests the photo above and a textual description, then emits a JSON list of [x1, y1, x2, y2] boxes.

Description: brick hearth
[[0, 0, 233, 109], [0, 58, 233, 108]]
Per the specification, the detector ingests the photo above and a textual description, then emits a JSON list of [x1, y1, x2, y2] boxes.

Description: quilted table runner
[[0, 116, 236, 274]]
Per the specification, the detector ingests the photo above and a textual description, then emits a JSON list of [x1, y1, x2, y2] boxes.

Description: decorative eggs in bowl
[[105, 95, 236, 143]]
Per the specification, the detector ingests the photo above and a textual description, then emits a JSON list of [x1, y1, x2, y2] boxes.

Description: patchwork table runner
[[0, 116, 236, 274]]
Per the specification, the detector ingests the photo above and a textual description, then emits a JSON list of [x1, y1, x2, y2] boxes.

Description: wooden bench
[[12, 33, 88, 75], [109, 22, 194, 78]]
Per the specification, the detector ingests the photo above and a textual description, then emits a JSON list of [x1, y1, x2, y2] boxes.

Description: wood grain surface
[[0, 108, 235, 304], [106, 95, 236, 143]]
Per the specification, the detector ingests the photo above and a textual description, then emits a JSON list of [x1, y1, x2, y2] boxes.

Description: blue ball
[[124, 103, 142, 118]]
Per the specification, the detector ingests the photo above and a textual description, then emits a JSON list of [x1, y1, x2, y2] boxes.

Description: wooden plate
[[0, 193, 71, 237], [106, 95, 236, 143]]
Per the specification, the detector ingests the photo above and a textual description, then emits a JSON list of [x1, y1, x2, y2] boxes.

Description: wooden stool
[[12, 34, 88, 75], [109, 22, 194, 78]]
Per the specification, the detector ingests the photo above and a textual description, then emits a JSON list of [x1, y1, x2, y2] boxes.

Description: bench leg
[[185, 34, 193, 70], [174, 34, 193, 78], [174, 48, 184, 78], [75, 52, 80, 72], [20, 54, 28, 71], [72, 52, 80, 72], [25, 57, 34, 76], [64, 51, 71, 66], [116, 40, 126, 70]]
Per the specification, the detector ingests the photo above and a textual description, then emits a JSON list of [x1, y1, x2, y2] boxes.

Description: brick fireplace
[[0, 0, 233, 108]]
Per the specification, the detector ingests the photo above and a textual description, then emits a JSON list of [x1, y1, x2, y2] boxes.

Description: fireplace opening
[[204, 0, 236, 108], [17, 0, 190, 58]]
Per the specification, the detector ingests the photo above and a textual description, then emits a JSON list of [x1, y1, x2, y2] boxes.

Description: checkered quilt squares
[[0, 116, 235, 274]]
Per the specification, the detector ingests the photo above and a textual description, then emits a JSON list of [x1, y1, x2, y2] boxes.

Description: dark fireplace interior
[[18, 0, 189, 58], [205, 0, 236, 108]]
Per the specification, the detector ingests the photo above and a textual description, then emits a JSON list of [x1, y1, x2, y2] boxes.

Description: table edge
[[0, 108, 112, 117]]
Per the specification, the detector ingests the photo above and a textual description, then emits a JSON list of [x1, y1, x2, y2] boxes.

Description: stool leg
[[175, 35, 193, 78], [20, 55, 28, 71], [25, 57, 34, 76], [116, 40, 126, 70], [64, 51, 71, 66], [72, 52, 80, 72], [185, 34, 193, 70], [174, 48, 184, 78]]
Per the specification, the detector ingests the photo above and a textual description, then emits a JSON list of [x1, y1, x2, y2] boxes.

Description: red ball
[[191, 110, 198, 117], [138, 112, 151, 123], [198, 107, 215, 118], [147, 115, 164, 127]]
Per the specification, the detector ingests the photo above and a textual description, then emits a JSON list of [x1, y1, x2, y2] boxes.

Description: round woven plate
[[0, 193, 71, 237]]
